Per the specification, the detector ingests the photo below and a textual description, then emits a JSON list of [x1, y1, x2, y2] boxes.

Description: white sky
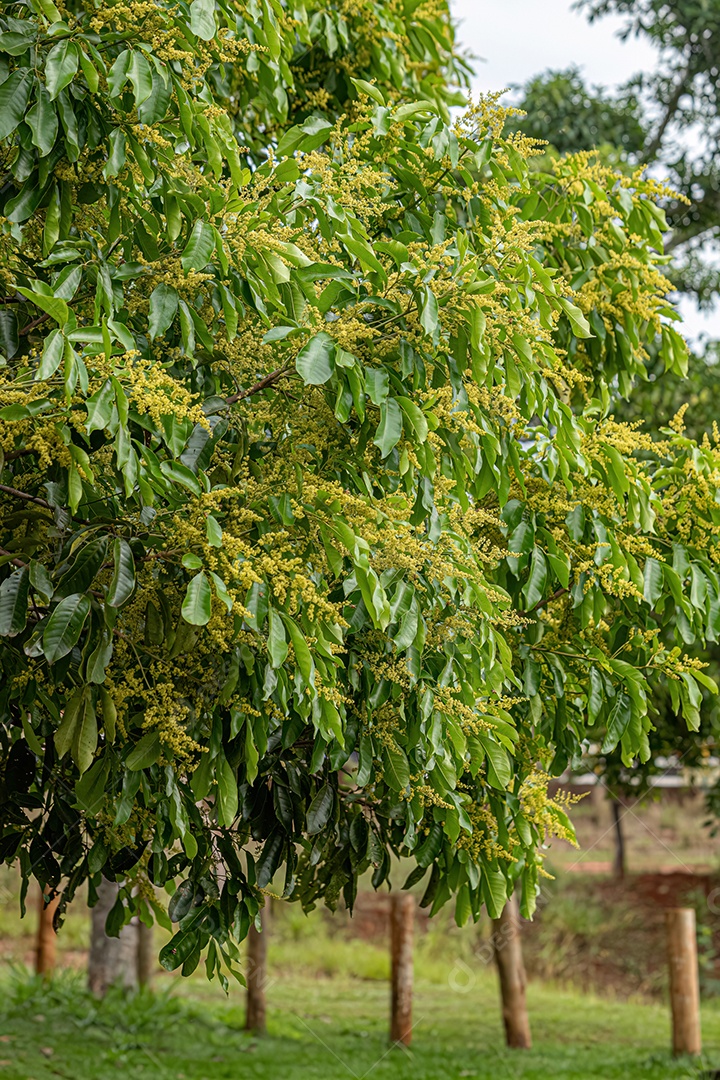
[[451, 0, 720, 342]]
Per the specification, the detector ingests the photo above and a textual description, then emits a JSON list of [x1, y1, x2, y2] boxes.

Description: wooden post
[[245, 908, 267, 1034], [390, 892, 414, 1046], [667, 907, 702, 1056], [137, 921, 154, 988], [610, 796, 626, 879], [35, 886, 60, 977], [492, 893, 532, 1050]]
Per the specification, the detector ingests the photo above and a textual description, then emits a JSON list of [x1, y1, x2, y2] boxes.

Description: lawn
[[1, 967, 719, 1080]]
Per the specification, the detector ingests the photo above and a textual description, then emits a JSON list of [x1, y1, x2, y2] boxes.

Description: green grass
[[2, 967, 720, 1080]]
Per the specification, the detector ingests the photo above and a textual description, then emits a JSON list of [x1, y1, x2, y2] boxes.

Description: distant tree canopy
[[0, 0, 719, 986], [513, 0, 720, 796]]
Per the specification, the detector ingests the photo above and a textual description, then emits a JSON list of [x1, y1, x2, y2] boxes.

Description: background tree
[[512, 0, 720, 849], [1, 0, 719, 986]]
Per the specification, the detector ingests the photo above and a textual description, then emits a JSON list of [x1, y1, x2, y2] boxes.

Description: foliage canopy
[[0, 0, 718, 983]]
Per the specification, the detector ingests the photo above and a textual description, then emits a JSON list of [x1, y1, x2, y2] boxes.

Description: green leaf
[[45, 40, 78, 99], [350, 77, 385, 105], [559, 296, 592, 338], [182, 571, 212, 625], [306, 784, 334, 834], [190, 0, 216, 39], [127, 50, 153, 106], [126, 730, 162, 770], [601, 693, 632, 753], [296, 331, 336, 385], [415, 822, 443, 867], [160, 460, 202, 494], [256, 830, 284, 887], [216, 753, 238, 827], [55, 536, 107, 598], [168, 880, 195, 923], [159, 926, 200, 971], [0, 310, 18, 359], [267, 606, 288, 668], [72, 690, 97, 774], [643, 557, 663, 606], [373, 398, 403, 457], [382, 744, 410, 791], [86, 379, 115, 434], [522, 547, 548, 610], [74, 755, 110, 812], [86, 629, 113, 683], [0, 568, 29, 637], [42, 593, 91, 663], [36, 329, 64, 380], [148, 283, 178, 340], [29, 560, 53, 604], [181, 220, 215, 271], [0, 70, 32, 139], [478, 735, 512, 789], [16, 287, 68, 327], [482, 868, 508, 920], [106, 539, 136, 608], [54, 689, 83, 758]]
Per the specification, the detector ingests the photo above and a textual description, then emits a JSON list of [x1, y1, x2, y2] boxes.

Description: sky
[[451, 0, 720, 342]]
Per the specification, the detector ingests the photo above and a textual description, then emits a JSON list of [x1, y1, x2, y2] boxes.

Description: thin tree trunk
[[611, 796, 626, 879], [88, 878, 138, 996], [35, 886, 60, 976], [492, 893, 532, 1049], [137, 921, 154, 987], [245, 909, 267, 1034], [390, 892, 414, 1046]]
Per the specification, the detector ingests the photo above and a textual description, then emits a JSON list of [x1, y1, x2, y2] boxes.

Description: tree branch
[[225, 364, 294, 405], [0, 547, 27, 568], [524, 586, 569, 616], [0, 483, 54, 510], [643, 60, 694, 163]]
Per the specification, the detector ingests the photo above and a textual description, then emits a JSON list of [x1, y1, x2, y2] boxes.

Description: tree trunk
[[137, 920, 154, 988], [390, 892, 414, 1046], [667, 907, 702, 1056], [88, 878, 138, 996], [245, 909, 267, 1034], [611, 796, 626, 879], [492, 893, 532, 1050], [35, 885, 60, 976]]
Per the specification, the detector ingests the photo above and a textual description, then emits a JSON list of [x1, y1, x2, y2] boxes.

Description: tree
[[513, 4, 720, 834], [1, 0, 719, 988]]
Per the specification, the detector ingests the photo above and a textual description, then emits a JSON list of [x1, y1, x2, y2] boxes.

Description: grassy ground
[[0, 967, 719, 1080]]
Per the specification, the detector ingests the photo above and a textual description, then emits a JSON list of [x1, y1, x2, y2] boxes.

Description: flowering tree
[[0, 0, 717, 985]]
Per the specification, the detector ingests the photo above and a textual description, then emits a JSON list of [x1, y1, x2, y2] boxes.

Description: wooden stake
[[245, 908, 267, 1034], [610, 796, 626, 879], [492, 893, 532, 1050], [137, 921, 154, 988], [390, 892, 414, 1046], [35, 886, 60, 977], [666, 907, 701, 1056]]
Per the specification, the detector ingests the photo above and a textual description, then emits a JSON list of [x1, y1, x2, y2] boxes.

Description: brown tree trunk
[[35, 886, 60, 976], [390, 892, 414, 1046], [492, 893, 532, 1049], [88, 878, 139, 996], [611, 796, 626, 879], [137, 920, 154, 988], [667, 907, 702, 1056], [245, 909, 267, 1034]]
